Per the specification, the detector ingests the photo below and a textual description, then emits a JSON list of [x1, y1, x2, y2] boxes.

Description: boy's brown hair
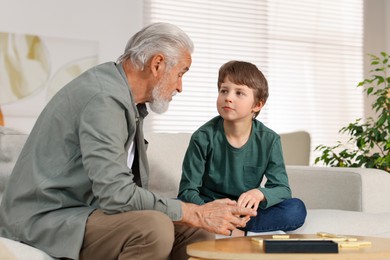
[[218, 60, 268, 118]]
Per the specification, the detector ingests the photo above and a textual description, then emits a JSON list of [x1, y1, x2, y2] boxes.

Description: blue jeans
[[242, 198, 307, 232]]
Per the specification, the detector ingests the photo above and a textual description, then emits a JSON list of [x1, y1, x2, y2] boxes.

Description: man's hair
[[217, 60, 269, 118], [117, 22, 194, 70]]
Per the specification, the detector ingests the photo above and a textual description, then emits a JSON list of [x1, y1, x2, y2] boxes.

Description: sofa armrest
[[280, 131, 310, 166], [287, 166, 390, 213]]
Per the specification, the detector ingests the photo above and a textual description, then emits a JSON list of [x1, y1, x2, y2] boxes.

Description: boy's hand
[[237, 189, 264, 211]]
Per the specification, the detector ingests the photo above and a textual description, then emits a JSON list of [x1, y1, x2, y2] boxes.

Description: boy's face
[[217, 77, 262, 122]]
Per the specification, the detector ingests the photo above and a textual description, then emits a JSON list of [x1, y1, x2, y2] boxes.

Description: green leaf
[[314, 51, 390, 173], [377, 114, 386, 127]]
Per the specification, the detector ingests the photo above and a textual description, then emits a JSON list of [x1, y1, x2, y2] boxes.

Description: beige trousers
[[79, 209, 214, 260]]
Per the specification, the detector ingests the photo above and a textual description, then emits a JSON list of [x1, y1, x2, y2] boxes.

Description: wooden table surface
[[187, 234, 390, 260]]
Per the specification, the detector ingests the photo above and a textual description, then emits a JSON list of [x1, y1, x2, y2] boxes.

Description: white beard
[[149, 77, 172, 114], [149, 90, 170, 114]]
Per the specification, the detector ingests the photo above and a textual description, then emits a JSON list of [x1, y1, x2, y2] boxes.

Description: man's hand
[[178, 199, 257, 236], [237, 189, 264, 211]]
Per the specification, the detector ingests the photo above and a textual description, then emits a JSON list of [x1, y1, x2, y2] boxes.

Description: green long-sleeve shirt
[[178, 116, 291, 209]]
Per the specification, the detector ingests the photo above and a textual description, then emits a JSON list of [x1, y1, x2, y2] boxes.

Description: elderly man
[[0, 23, 256, 260]]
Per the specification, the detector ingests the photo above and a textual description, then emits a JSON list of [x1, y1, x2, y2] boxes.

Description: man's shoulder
[[60, 62, 118, 91], [67, 62, 131, 101], [86, 62, 123, 85], [91, 62, 118, 73]]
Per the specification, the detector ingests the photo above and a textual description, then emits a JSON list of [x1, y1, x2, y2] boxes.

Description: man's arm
[[177, 199, 257, 236]]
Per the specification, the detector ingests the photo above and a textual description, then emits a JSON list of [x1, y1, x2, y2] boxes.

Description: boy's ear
[[150, 53, 165, 77], [252, 101, 264, 113]]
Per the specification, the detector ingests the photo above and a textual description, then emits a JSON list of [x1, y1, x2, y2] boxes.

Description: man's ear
[[150, 54, 165, 77]]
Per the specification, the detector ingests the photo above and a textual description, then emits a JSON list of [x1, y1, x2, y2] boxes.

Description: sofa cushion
[[0, 127, 28, 201], [0, 237, 53, 260], [287, 166, 363, 211], [288, 209, 390, 238], [145, 132, 192, 198]]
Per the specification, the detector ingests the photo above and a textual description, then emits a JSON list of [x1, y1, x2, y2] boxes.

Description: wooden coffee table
[[187, 234, 390, 259]]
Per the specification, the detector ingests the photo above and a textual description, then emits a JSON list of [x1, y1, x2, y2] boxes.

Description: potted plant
[[315, 52, 390, 173]]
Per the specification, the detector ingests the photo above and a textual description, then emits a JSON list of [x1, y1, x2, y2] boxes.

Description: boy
[[178, 60, 306, 236]]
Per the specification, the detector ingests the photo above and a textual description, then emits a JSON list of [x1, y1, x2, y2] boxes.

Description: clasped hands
[[180, 189, 263, 236]]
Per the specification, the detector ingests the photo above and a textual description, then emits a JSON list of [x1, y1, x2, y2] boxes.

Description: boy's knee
[[285, 198, 307, 228], [290, 198, 307, 218]]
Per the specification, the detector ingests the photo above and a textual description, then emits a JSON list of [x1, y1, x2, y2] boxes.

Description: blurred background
[[0, 0, 389, 164]]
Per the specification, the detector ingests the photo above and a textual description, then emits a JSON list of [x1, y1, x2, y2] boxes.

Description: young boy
[[178, 60, 306, 236]]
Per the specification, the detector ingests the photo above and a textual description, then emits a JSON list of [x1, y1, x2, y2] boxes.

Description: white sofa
[[145, 132, 390, 238], [1, 126, 390, 259]]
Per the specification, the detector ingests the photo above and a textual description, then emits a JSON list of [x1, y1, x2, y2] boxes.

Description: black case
[[264, 240, 339, 253]]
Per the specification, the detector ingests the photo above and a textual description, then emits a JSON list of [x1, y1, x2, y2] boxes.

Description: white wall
[[1, 0, 389, 132], [0, 0, 143, 132], [387, 1, 390, 49], [0, 0, 143, 62], [363, 0, 390, 119]]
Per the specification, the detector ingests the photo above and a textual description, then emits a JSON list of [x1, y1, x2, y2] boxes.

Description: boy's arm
[[177, 135, 207, 204], [258, 136, 291, 209]]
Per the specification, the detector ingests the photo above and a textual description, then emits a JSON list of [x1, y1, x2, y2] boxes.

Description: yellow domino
[[317, 232, 342, 238], [272, 235, 290, 239], [316, 232, 347, 241], [339, 241, 372, 248], [317, 232, 333, 237], [251, 237, 263, 245], [356, 241, 372, 247], [339, 242, 360, 248]]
